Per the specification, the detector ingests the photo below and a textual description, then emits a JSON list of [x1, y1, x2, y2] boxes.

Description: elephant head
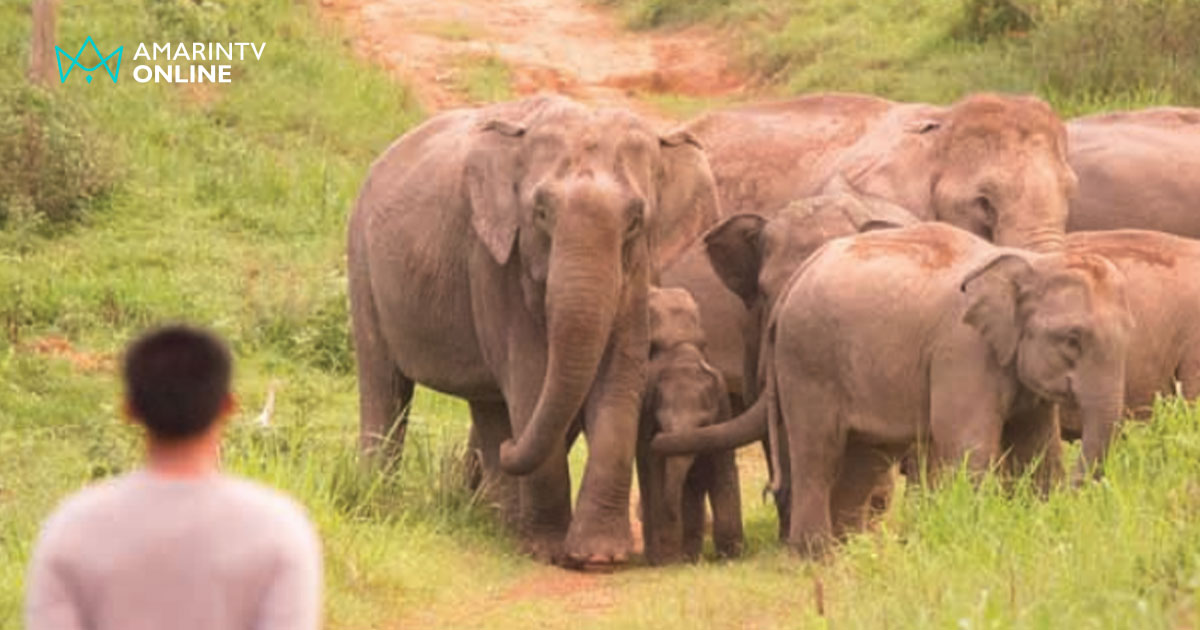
[[835, 94, 1077, 253], [961, 252, 1134, 470], [469, 97, 720, 475], [706, 185, 919, 312]]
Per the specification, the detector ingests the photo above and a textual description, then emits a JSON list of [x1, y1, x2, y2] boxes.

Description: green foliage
[[0, 84, 116, 229], [599, 0, 735, 28], [454, 54, 514, 104], [601, 0, 1200, 114], [1021, 0, 1200, 105], [954, 0, 1035, 41]]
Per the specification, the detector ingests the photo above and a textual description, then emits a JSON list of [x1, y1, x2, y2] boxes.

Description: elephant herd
[[347, 92, 1200, 568]]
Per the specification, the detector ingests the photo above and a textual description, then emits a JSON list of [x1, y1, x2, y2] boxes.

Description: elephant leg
[[830, 441, 893, 539], [349, 263, 413, 461], [563, 307, 646, 566], [929, 355, 1003, 481], [635, 435, 664, 564], [682, 469, 706, 562], [468, 400, 519, 526], [1002, 399, 1063, 494], [706, 450, 744, 559], [1177, 344, 1200, 402], [502, 362, 573, 563], [779, 379, 844, 556]]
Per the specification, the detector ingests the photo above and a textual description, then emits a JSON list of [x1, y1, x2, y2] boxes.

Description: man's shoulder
[[217, 475, 315, 529], [217, 475, 320, 557], [35, 473, 141, 551]]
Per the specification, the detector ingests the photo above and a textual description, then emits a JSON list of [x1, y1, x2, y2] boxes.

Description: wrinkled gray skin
[[652, 192, 918, 536], [662, 92, 1077, 403], [637, 288, 743, 565], [761, 223, 1131, 554], [1067, 108, 1200, 236], [1059, 230, 1200, 437], [348, 95, 719, 567]]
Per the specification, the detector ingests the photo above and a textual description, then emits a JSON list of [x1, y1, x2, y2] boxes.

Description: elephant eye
[[976, 196, 997, 224], [1058, 329, 1084, 362]]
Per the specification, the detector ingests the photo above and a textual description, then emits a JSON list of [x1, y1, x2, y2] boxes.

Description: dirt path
[[322, 0, 744, 122]]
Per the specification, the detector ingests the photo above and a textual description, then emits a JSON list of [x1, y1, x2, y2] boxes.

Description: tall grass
[[599, 0, 1200, 114]]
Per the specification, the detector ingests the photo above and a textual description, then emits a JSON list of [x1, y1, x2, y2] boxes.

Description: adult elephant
[[1067, 107, 1200, 235], [347, 95, 719, 567], [662, 92, 1077, 401]]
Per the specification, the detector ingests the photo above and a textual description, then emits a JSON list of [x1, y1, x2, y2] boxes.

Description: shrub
[[1024, 0, 1200, 104], [0, 84, 116, 229], [954, 0, 1035, 41]]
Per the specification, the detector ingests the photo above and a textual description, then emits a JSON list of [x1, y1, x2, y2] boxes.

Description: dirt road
[[322, 0, 743, 120]]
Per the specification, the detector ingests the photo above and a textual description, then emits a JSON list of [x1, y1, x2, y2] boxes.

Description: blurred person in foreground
[[25, 325, 323, 630]]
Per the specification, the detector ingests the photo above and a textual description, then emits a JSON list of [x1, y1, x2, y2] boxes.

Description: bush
[[1024, 0, 1200, 104], [0, 84, 116, 229], [954, 0, 1035, 41]]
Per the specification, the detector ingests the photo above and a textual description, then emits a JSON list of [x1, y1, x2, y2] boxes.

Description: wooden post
[[30, 0, 59, 86]]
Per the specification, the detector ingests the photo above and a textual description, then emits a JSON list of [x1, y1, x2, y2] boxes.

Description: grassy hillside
[[3, 0, 1200, 629], [601, 0, 1200, 116]]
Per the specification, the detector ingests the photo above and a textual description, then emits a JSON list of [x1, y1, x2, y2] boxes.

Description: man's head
[[122, 325, 233, 441]]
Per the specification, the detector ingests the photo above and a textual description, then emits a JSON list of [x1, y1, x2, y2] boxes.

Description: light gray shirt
[[25, 470, 322, 630]]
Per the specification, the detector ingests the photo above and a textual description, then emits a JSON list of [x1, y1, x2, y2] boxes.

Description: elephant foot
[[520, 531, 566, 565], [787, 533, 833, 559], [559, 519, 633, 570]]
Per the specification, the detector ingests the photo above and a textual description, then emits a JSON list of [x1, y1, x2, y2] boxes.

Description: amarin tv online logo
[[56, 36, 123, 84]]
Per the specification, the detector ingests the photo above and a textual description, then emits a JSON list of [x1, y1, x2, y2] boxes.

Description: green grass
[[4, 0, 1200, 628], [452, 54, 515, 104], [598, 0, 1200, 115]]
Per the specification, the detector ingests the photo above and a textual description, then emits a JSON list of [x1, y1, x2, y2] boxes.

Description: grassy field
[[601, 0, 1200, 116], [3, 0, 1200, 628]]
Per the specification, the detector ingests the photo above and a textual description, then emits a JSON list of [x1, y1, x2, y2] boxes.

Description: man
[[25, 325, 323, 630]]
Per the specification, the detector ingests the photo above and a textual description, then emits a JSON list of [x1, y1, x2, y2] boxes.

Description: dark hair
[[122, 325, 233, 441]]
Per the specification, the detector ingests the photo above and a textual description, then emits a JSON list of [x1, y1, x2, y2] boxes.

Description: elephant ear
[[961, 254, 1036, 366], [701, 359, 732, 428], [703, 214, 767, 307], [656, 129, 721, 272], [464, 118, 527, 265]]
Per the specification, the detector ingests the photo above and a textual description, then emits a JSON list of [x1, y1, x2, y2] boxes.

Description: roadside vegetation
[[600, 0, 1200, 115], [2, 0, 1199, 628]]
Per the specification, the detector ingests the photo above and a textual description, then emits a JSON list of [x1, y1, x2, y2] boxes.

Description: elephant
[[1059, 229, 1200, 436], [636, 287, 742, 565], [693, 223, 1131, 554], [662, 92, 1077, 405], [347, 95, 719, 567], [1067, 108, 1200, 236]]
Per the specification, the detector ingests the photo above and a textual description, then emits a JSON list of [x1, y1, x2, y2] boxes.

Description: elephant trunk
[[651, 394, 767, 455], [995, 166, 1070, 254], [1077, 373, 1126, 477], [499, 208, 622, 475]]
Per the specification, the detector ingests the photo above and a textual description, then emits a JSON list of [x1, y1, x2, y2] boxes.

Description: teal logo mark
[[55, 36, 123, 84]]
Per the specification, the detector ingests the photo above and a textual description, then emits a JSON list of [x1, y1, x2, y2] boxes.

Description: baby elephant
[[637, 288, 743, 565]]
